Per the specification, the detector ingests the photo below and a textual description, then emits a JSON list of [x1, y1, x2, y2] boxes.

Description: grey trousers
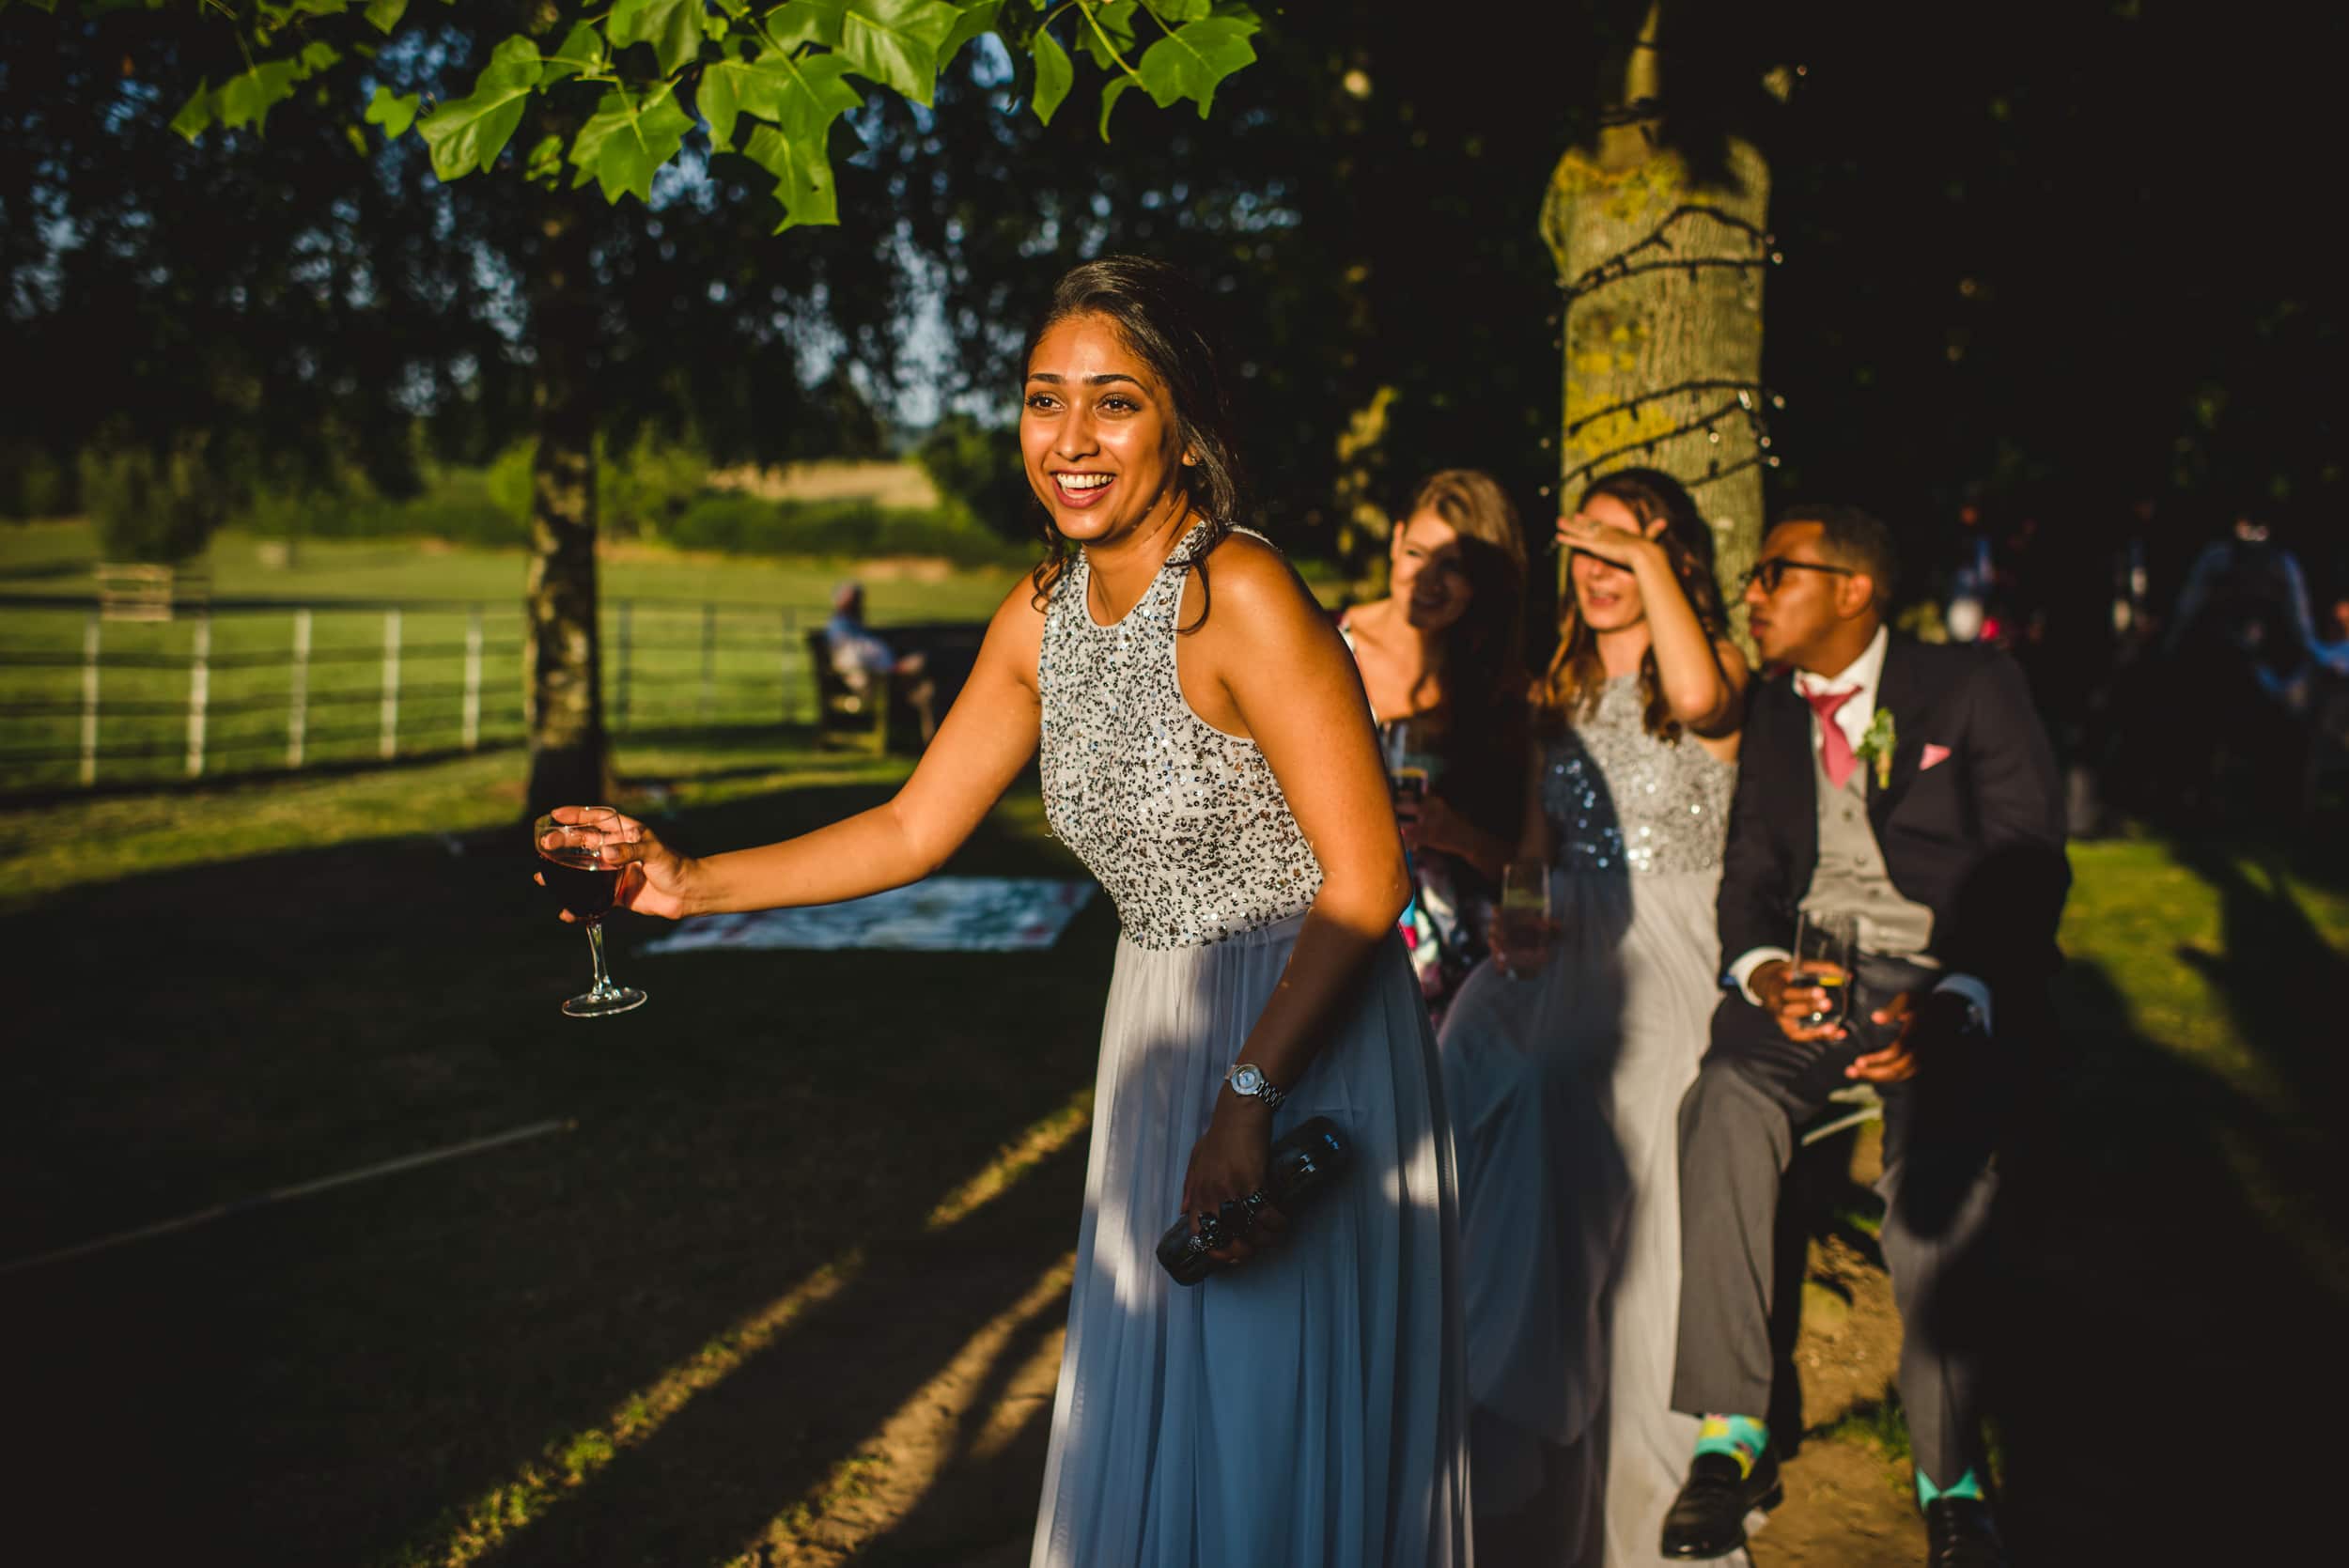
[[1669, 985, 2002, 1487]]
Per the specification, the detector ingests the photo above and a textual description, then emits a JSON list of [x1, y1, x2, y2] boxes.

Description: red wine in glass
[[538, 846, 620, 924], [531, 808, 648, 1017]]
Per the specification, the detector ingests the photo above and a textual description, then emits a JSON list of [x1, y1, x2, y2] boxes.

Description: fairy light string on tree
[[1541, 57, 1779, 613]]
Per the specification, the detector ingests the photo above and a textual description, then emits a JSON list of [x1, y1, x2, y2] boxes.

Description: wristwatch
[[1225, 1063, 1287, 1110]]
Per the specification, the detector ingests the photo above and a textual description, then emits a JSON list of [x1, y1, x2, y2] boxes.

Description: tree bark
[[1541, 6, 1772, 623], [522, 192, 609, 817]]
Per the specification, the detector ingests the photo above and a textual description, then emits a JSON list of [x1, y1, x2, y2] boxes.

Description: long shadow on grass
[[0, 773, 1109, 1566], [1987, 954, 2345, 1563]]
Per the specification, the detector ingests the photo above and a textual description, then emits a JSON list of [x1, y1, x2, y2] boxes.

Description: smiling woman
[[545, 256, 1470, 1567], [1017, 256, 1248, 632]]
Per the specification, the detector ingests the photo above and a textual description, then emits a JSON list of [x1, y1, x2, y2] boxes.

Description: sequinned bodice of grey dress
[[1038, 527, 1324, 948], [1543, 675, 1735, 876]]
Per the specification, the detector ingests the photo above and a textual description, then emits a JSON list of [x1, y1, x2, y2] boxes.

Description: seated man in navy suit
[[1659, 505, 2068, 1567]]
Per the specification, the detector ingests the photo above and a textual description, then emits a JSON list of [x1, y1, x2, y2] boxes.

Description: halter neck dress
[[1028, 523, 1470, 1568], [1436, 674, 1739, 1565]]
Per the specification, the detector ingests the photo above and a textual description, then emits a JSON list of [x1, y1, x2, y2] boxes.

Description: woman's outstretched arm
[[589, 580, 1047, 919]]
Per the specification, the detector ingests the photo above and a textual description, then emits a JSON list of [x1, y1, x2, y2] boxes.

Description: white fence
[[0, 597, 831, 794]]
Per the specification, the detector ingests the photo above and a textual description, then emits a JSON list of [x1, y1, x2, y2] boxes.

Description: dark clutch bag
[[1155, 1116, 1353, 1287]]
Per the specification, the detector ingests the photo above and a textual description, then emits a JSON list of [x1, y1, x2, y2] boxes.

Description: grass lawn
[[4, 649, 2342, 1560]]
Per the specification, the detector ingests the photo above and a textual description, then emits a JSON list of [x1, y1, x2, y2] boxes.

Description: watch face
[[1231, 1064, 1265, 1096]]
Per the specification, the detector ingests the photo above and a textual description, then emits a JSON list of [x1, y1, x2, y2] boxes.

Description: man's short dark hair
[[1773, 503, 1899, 608]]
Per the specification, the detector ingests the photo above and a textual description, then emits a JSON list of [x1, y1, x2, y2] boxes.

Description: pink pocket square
[[1921, 743, 1952, 771]]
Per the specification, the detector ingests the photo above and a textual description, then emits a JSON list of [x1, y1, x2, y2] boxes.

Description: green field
[[1, 520, 1029, 793]]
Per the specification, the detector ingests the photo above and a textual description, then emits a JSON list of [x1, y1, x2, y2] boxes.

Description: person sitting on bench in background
[[826, 581, 938, 745]]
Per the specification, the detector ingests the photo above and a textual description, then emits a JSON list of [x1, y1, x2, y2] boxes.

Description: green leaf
[[1134, 15, 1252, 117], [365, 83, 420, 139], [833, 0, 961, 107], [521, 132, 565, 183], [941, 1, 1000, 64], [704, 50, 861, 147], [214, 59, 303, 132], [743, 121, 839, 230], [169, 80, 212, 142], [1029, 27, 1070, 125], [297, 41, 341, 76], [538, 21, 607, 86], [416, 35, 542, 180], [1097, 72, 1132, 140], [762, 0, 847, 51], [607, 0, 707, 77], [1078, 0, 1136, 71], [364, 0, 408, 33], [568, 85, 694, 204], [1152, 0, 1209, 19]]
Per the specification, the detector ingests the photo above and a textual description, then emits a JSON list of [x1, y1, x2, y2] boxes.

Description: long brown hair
[[1021, 256, 1247, 632], [1538, 467, 1730, 743]]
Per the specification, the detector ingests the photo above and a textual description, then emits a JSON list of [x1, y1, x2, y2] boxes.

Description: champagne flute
[[533, 806, 648, 1018], [1498, 859, 1554, 978], [1794, 909, 1859, 1030], [1386, 718, 1433, 810]]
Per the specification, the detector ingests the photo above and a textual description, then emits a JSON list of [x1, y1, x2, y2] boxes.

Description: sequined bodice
[[1543, 675, 1735, 877], [1038, 529, 1324, 948]]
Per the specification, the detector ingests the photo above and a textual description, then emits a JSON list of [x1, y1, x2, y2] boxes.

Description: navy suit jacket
[[1717, 634, 2071, 1017]]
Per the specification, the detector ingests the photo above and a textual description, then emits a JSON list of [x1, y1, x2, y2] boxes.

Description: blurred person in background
[[1336, 469, 1531, 1023], [2161, 513, 2320, 817], [1437, 467, 1748, 1566], [826, 581, 939, 744]]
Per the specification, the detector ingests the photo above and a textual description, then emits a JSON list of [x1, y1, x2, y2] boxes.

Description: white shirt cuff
[[1728, 947, 1792, 1006], [1932, 972, 1994, 1035]]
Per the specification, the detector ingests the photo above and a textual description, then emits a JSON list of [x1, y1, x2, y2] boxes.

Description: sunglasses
[[1739, 558, 1855, 595]]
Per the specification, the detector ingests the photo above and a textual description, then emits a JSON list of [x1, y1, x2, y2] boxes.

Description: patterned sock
[[1694, 1414, 1769, 1477], [1916, 1467, 1984, 1506]]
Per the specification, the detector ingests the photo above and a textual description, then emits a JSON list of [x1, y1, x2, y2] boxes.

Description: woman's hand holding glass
[[1397, 788, 1472, 858], [1490, 859, 1557, 979], [534, 805, 697, 923]]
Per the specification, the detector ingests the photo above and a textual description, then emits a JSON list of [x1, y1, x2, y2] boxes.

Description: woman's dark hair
[[1539, 466, 1732, 742], [1023, 256, 1249, 629]]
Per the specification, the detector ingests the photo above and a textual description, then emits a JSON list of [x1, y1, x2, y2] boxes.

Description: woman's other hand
[[1179, 1092, 1291, 1265], [535, 806, 699, 922], [1402, 790, 1474, 858]]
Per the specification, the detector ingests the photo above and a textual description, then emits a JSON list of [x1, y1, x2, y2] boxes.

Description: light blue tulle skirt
[[1030, 915, 1471, 1568]]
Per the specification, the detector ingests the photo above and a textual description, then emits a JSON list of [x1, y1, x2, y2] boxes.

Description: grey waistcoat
[[1797, 739, 1937, 962]]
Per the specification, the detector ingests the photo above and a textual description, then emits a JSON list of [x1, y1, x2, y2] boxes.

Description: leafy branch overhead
[[18, 0, 1262, 233]]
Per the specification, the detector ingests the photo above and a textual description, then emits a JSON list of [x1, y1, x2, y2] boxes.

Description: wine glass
[[1498, 859, 1554, 978], [533, 806, 648, 1018], [1385, 718, 1433, 810], [1794, 909, 1859, 1030]]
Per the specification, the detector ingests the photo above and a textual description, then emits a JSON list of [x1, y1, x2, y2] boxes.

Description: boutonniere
[[1856, 708, 1898, 788]]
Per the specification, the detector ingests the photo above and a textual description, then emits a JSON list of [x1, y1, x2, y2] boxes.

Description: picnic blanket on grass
[[635, 876, 1096, 955]]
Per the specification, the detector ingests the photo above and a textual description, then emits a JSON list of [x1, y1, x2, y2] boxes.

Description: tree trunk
[[522, 193, 609, 817], [1541, 7, 1773, 621]]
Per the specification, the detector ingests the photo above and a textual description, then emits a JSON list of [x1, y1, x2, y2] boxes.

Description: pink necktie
[[1804, 687, 1861, 788]]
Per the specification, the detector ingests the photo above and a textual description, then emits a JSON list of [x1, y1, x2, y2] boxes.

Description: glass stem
[[584, 920, 614, 995]]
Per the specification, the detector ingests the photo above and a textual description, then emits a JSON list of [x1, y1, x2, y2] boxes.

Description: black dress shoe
[[1923, 1496, 2008, 1567], [1659, 1448, 1781, 1560]]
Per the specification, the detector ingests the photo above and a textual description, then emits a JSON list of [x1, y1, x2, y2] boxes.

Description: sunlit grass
[[721, 1251, 1078, 1565], [384, 1084, 1091, 1568]]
